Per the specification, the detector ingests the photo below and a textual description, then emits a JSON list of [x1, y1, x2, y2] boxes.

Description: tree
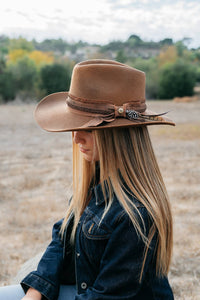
[[0, 35, 10, 55], [9, 37, 34, 52], [7, 49, 28, 63], [158, 60, 196, 99], [116, 50, 127, 63], [158, 46, 178, 67], [40, 63, 71, 94], [8, 56, 37, 96], [101, 40, 124, 52], [28, 50, 54, 67], [127, 35, 142, 46], [133, 58, 159, 99], [159, 38, 173, 46], [196, 67, 200, 82], [175, 41, 187, 57], [33, 38, 69, 55]]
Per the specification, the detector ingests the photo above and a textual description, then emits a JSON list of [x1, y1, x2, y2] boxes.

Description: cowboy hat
[[35, 59, 175, 132]]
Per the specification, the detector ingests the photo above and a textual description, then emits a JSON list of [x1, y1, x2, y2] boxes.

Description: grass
[[149, 123, 200, 140], [0, 101, 200, 299]]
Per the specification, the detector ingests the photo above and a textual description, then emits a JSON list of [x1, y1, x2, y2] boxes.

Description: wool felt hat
[[35, 59, 175, 132]]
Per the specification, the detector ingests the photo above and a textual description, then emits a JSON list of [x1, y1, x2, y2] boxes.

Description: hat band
[[67, 94, 168, 127]]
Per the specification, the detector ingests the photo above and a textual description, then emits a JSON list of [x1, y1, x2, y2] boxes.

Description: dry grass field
[[0, 100, 200, 299]]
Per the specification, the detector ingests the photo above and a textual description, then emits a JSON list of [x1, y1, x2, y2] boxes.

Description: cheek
[[86, 133, 94, 148]]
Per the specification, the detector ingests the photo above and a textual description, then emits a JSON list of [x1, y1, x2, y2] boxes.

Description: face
[[73, 130, 99, 162]]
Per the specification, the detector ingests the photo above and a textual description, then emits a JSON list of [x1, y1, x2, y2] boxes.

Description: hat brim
[[35, 92, 175, 132]]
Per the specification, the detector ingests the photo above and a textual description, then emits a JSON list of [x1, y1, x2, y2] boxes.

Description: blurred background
[[0, 0, 200, 102], [0, 1, 200, 299]]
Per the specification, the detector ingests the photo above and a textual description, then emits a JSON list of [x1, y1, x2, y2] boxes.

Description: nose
[[73, 131, 85, 144]]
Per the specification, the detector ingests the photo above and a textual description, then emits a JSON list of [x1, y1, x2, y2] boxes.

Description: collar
[[90, 178, 143, 208]]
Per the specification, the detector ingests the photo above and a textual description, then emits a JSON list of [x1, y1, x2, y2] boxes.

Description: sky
[[1, 0, 200, 48]]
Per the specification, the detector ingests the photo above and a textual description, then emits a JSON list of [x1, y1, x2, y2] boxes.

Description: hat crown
[[35, 59, 175, 132], [69, 60, 146, 106]]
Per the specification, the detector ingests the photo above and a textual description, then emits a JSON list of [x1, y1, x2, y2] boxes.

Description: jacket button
[[76, 252, 80, 258], [81, 282, 87, 289]]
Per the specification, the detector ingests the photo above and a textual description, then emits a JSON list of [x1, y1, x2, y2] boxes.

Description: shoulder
[[105, 193, 150, 231]]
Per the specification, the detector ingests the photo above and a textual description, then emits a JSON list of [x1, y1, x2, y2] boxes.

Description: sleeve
[[20, 219, 65, 300], [76, 207, 156, 299]]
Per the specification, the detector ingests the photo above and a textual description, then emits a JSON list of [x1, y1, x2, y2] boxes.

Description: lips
[[79, 147, 89, 154]]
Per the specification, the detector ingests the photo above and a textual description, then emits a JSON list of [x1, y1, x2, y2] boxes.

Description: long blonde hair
[[61, 126, 173, 281]]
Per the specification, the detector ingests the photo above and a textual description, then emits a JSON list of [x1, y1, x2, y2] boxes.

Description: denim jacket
[[21, 182, 174, 300]]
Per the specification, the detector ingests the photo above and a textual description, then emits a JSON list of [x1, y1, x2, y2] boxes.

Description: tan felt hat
[[35, 59, 175, 132]]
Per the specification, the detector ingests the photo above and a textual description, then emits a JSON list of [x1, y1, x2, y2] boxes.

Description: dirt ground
[[0, 100, 199, 299]]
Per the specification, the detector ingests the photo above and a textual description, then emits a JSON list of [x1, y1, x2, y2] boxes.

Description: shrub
[[8, 56, 37, 95], [133, 58, 159, 99], [196, 67, 200, 83], [40, 63, 71, 94], [0, 71, 16, 101], [158, 60, 196, 99]]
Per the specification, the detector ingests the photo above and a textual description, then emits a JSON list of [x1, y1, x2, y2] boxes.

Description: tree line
[[0, 35, 199, 102]]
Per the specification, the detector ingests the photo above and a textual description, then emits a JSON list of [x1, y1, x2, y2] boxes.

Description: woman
[[1, 59, 175, 299]]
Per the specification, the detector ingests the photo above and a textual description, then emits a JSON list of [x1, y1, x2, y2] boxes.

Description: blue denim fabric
[[0, 284, 76, 300], [21, 182, 174, 300], [0, 284, 25, 300]]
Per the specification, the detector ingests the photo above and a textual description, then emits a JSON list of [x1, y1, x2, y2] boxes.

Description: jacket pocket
[[82, 213, 112, 240]]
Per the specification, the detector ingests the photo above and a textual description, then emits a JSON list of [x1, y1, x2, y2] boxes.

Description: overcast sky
[[1, 0, 200, 48]]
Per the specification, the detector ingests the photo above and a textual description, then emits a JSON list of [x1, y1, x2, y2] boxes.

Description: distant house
[[65, 45, 102, 61]]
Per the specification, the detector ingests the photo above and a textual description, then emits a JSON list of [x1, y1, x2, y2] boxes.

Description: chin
[[83, 155, 93, 162]]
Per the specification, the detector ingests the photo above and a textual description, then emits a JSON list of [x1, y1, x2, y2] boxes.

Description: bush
[[0, 71, 16, 101], [40, 63, 71, 94], [196, 67, 200, 83], [8, 56, 38, 96], [116, 50, 127, 63], [133, 58, 159, 99], [158, 60, 196, 99]]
